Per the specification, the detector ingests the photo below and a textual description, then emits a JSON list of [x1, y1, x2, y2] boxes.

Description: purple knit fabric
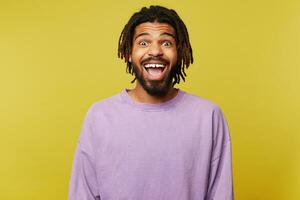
[[68, 89, 234, 200]]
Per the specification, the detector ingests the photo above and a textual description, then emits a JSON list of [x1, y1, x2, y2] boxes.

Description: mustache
[[141, 57, 169, 65]]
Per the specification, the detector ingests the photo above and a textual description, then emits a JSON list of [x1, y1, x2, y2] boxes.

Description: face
[[129, 22, 178, 96]]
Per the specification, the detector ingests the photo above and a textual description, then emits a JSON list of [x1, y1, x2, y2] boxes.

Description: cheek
[[166, 49, 178, 63], [131, 49, 147, 63]]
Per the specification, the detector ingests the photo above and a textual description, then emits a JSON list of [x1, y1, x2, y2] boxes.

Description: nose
[[148, 42, 163, 57]]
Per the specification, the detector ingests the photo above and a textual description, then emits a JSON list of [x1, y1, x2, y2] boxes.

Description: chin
[[139, 77, 173, 97], [132, 62, 176, 97], [145, 83, 171, 96]]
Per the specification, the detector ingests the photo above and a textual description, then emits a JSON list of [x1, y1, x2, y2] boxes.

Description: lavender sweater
[[68, 89, 234, 200]]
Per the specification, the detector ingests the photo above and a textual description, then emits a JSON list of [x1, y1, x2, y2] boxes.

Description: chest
[[93, 110, 213, 167]]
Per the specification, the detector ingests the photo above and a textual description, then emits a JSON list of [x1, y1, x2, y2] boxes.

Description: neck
[[128, 82, 178, 104]]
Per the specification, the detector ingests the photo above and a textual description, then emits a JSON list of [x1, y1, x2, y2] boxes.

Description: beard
[[131, 60, 176, 97]]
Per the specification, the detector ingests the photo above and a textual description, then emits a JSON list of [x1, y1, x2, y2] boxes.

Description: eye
[[162, 41, 172, 47], [139, 41, 148, 46]]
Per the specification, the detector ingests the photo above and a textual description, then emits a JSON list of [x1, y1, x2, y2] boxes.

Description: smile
[[143, 63, 167, 79], [144, 63, 165, 70]]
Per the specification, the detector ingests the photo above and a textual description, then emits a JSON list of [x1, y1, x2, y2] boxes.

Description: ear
[[128, 56, 132, 62]]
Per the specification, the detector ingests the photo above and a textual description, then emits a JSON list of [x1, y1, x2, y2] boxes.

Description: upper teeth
[[144, 64, 165, 68]]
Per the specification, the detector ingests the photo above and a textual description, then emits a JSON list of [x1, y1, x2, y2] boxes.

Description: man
[[68, 5, 234, 200]]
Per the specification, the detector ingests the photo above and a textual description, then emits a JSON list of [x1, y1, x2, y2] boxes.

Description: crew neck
[[120, 89, 186, 111]]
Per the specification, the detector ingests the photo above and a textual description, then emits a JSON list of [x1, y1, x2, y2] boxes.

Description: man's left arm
[[207, 107, 234, 200]]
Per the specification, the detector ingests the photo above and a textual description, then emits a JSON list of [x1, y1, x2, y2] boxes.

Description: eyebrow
[[134, 32, 176, 41]]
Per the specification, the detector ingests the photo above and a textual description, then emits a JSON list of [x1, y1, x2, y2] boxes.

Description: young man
[[68, 5, 234, 200]]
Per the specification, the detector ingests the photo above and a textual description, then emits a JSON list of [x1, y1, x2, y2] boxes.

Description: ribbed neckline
[[120, 88, 186, 111]]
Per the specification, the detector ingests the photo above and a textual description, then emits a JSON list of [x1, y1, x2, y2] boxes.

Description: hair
[[118, 5, 193, 85]]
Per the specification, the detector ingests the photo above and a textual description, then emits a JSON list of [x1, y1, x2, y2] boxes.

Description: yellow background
[[0, 0, 299, 199]]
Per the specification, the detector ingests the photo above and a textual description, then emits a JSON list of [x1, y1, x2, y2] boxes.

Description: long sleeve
[[206, 107, 234, 200], [68, 109, 100, 200]]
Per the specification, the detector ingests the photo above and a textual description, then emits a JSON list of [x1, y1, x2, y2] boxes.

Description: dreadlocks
[[118, 5, 193, 86]]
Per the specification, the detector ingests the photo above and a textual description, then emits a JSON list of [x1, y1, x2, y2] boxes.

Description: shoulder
[[84, 92, 123, 120], [182, 91, 223, 114]]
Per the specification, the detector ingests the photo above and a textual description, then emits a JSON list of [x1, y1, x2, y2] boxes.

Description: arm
[[206, 107, 234, 200], [68, 109, 100, 200]]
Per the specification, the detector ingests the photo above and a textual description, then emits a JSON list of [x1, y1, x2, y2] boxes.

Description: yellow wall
[[1, 0, 299, 199]]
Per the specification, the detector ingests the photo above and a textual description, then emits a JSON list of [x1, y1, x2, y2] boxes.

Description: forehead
[[133, 22, 176, 38]]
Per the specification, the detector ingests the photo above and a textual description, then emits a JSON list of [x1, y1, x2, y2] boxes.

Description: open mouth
[[143, 63, 167, 78]]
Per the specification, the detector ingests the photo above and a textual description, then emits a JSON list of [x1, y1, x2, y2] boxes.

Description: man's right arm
[[68, 109, 100, 200]]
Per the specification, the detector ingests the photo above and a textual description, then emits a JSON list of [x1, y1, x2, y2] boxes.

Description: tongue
[[147, 68, 163, 76]]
